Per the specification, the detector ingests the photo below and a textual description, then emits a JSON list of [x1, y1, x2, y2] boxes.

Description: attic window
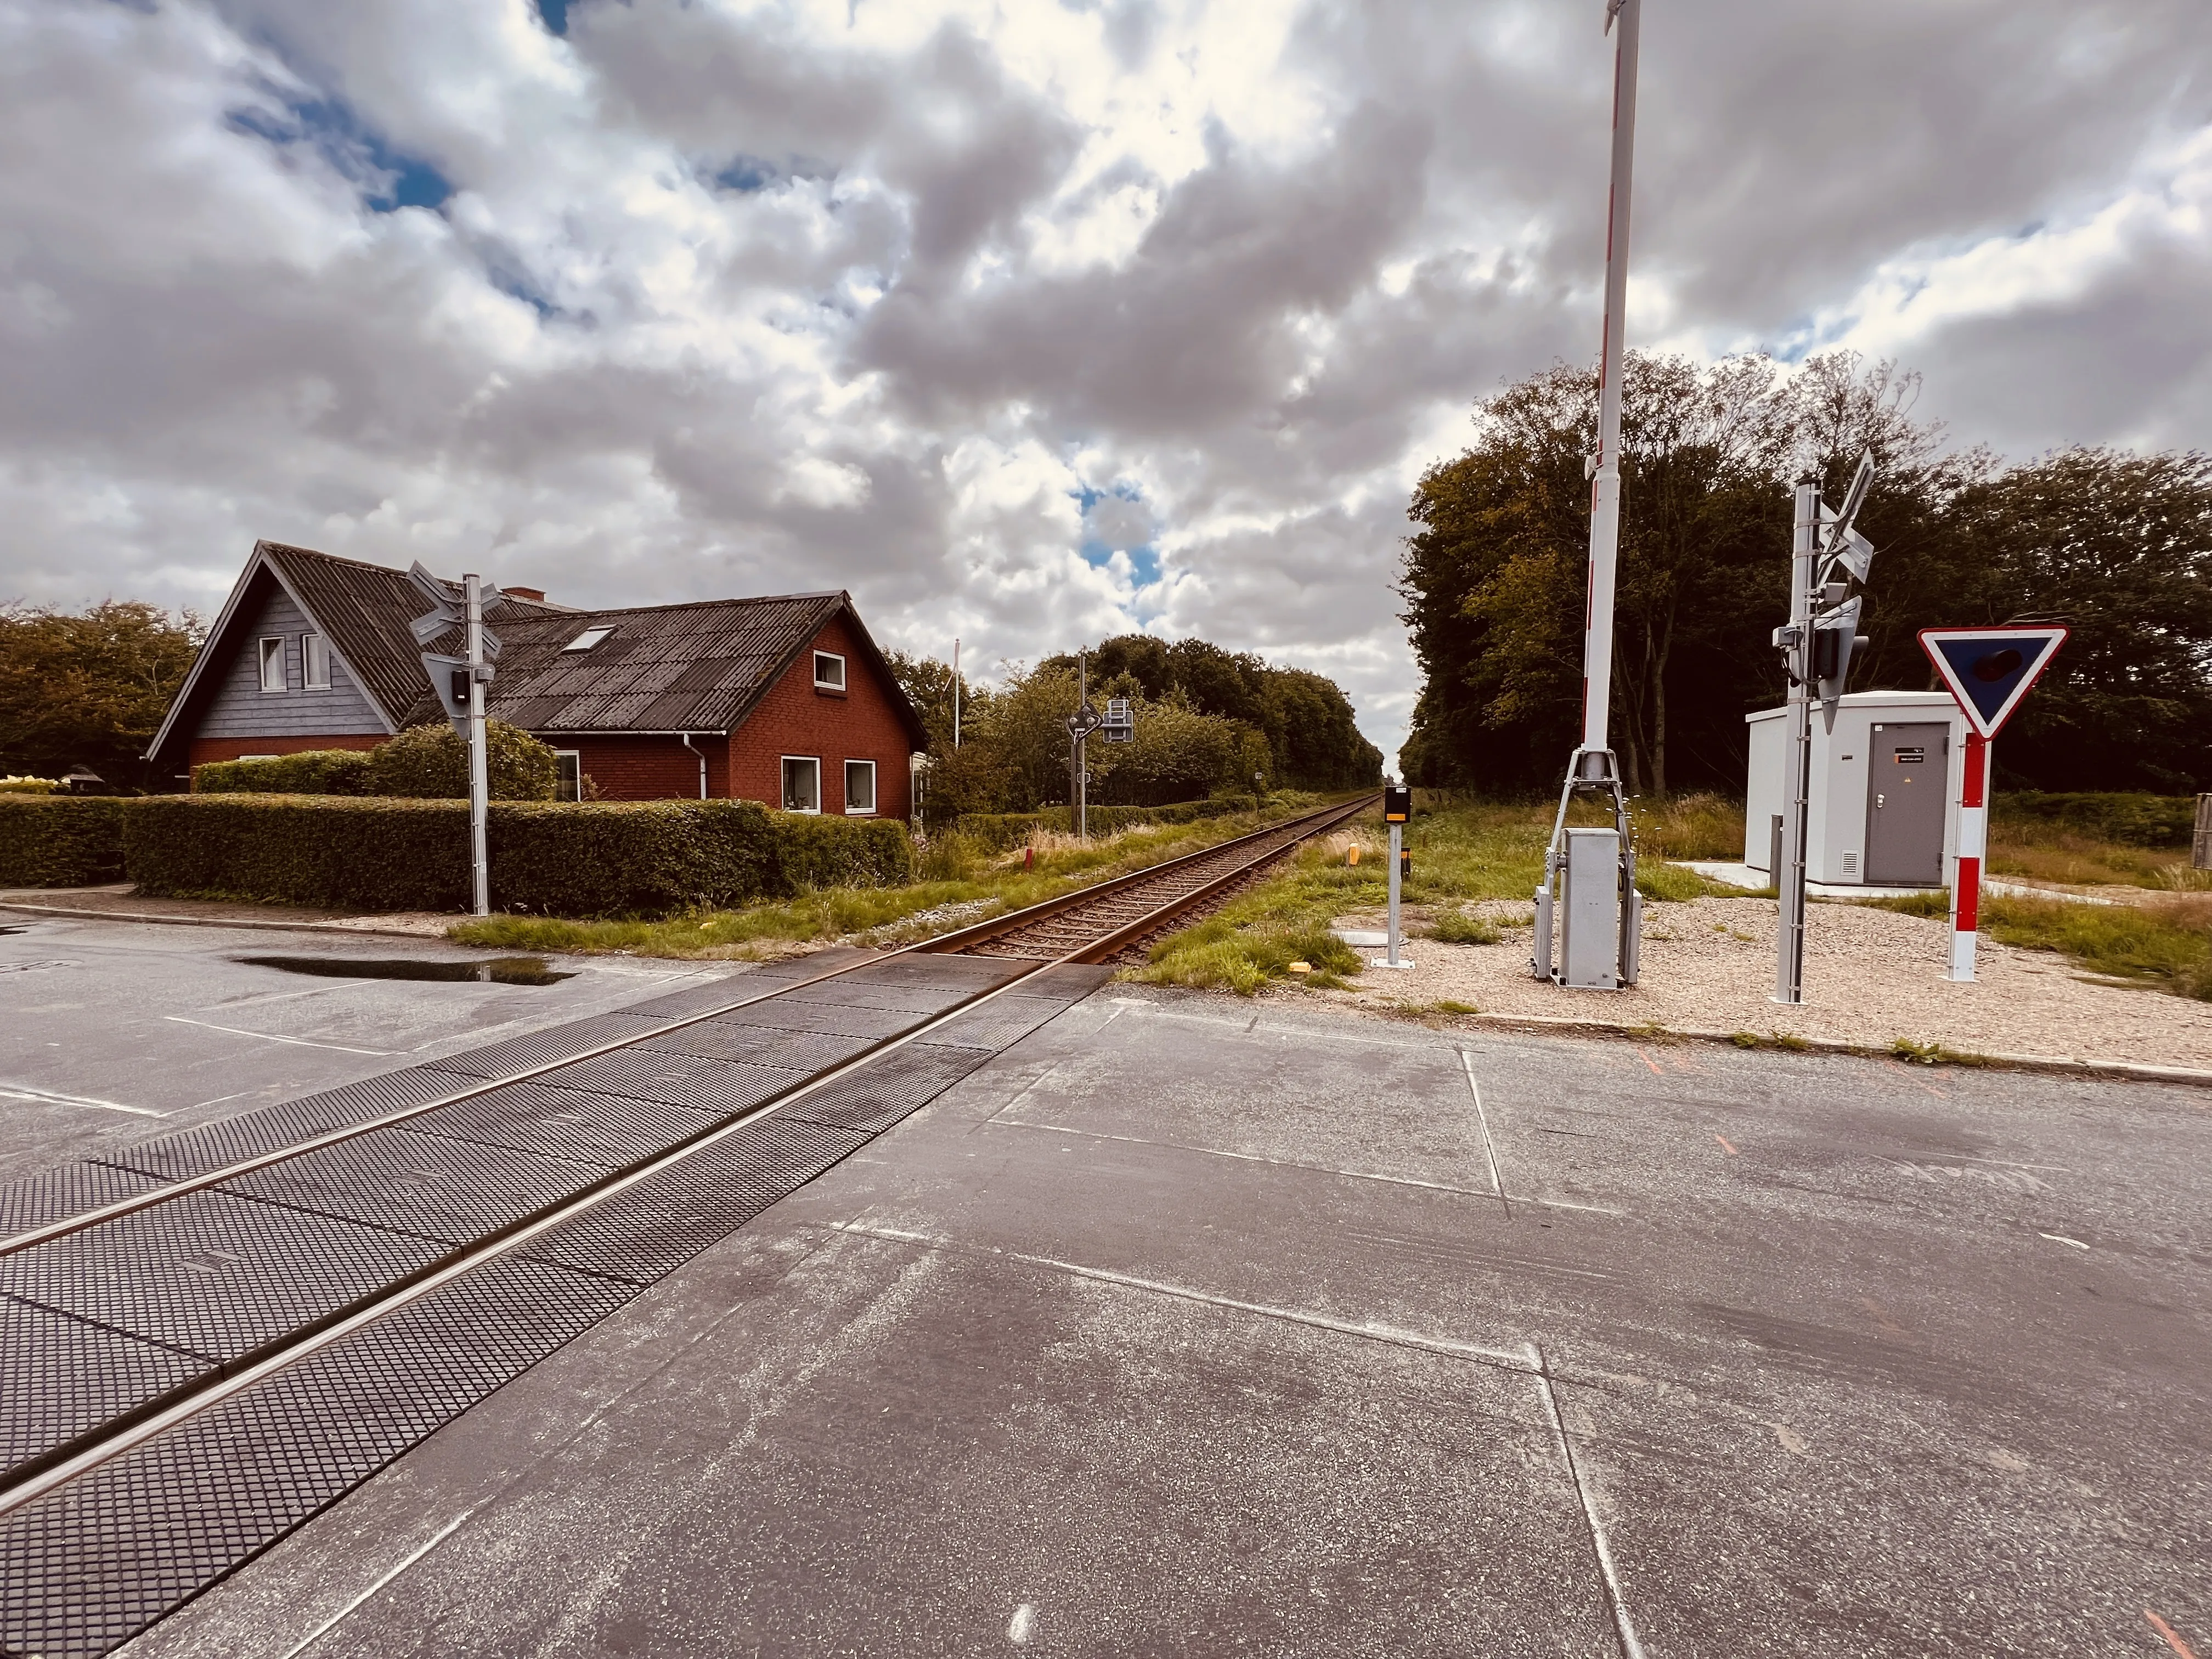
[[813, 651, 846, 691], [562, 626, 616, 653]]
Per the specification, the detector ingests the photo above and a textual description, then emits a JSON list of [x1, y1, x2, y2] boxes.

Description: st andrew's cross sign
[[1916, 626, 2067, 983]]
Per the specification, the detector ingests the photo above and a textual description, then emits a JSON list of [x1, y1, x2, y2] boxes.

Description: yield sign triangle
[[1918, 627, 2067, 738]]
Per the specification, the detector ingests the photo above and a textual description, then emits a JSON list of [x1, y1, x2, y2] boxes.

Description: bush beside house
[[0, 797, 129, 885], [195, 750, 375, 796], [120, 795, 912, 916]]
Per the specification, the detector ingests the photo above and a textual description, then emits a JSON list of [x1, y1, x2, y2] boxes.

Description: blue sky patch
[[534, 0, 570, 35], [226, 92, 452, 214]]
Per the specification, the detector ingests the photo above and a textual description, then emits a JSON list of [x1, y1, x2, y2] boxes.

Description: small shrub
[[1432, 999, 1480, 1015], [1635, 862, 1712, 902], [363, 721, 559, 800], [767, 811, 917, 890], [0, 797, 128, 885], [195, 750, 374, 796], [1428, 908, 1500, 945], [1730, 1030, 1759, 1049]]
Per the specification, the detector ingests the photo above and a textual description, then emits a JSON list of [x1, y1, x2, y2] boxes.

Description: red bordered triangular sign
[[1918, 627, 2067, 738]]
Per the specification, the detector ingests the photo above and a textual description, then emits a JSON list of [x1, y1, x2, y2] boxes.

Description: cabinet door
[[1864, 723, 1949, 885]]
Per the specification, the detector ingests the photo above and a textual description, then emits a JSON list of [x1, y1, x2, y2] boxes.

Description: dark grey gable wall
[[197, 586, 389, 741]]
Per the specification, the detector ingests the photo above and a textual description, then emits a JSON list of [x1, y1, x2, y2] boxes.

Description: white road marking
[[276, 1509, 472, 1657], [1008, 1603, 1038, 1645], [0, 1081, 167, 1119], [1100, 1002, 1442, 1051], [1530, 1197, 1630, 1217], [989, 1118, 1504, 1199], [1530, 1342, 1647, 1659], [162, 1016, 392, 1056], [2039, 1232, 2090, 1250], [212, 980, 371, 1009], [1460, 1051, 1509, 1216], [822, 1220, 1530, 1370]]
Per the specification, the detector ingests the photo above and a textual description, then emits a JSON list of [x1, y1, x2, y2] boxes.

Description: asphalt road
[[5, 917, 2203, 1657], [0, 913, 726, 1185]]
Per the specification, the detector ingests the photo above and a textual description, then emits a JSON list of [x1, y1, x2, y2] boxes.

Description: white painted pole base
[[1946, 931, 1976, 983], [1369, 958, 1418, 971]]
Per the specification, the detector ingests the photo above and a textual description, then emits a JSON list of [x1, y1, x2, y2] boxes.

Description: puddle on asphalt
[[236, 955, 576, 986]]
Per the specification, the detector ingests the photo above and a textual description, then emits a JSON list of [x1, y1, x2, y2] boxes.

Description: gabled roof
[[401, 592, 924, 747], [262, 541, 571, 727], [148, 542, 927, 758]]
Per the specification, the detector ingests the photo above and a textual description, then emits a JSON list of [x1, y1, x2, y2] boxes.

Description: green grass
[[448, 804, 1325, 959], [1859, 887, 2212, 1000], [1426, 907, 1500, 944]]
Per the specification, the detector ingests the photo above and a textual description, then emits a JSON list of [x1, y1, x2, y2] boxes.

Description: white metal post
[[952, 637, 961, 749], [1387, 822, 1403, 967], [464, 573, 489, 918], [1076, 652, 1088, 842], [1534, 0, 1642, 990], [1577, 0, 1640, 759], [1773, 484, 1817, 1004]]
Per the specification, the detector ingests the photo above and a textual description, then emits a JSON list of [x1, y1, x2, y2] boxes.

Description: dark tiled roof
[[396, 595, 854, 735], [260, 541, 572, 729], [250, 543, 924, 747]]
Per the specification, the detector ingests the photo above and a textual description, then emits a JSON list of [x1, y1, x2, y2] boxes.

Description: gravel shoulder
[[1318, 893, 2212, 1071]]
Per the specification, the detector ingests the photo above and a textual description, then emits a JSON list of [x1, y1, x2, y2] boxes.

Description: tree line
[[1400, 351, 2212, 797], [0, 601, 204, 790], [890, 635, 1383, 823]]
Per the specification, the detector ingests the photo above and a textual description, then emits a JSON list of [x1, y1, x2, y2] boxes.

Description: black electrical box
[[1383, 783, 1410, 823]]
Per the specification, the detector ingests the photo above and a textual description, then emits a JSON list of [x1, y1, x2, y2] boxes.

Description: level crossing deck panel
[[426, 1012, 672, 1080], [95, 1067, 485, 1183], [630, 1023, 878, 1070], [219, 1126, 609, 1249], [0, 1256, 634, 1659], [0, 1163, 166, 1234], [531, 1048, 808, 1115], [699, 1000, 922, 1039], [0, 1192, 445, 1366], [0, 1298, 208, 1475], [400, 1079, 722, 1170]]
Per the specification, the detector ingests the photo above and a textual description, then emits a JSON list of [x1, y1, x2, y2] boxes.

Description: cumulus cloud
[[0, 0, 2207, 769]]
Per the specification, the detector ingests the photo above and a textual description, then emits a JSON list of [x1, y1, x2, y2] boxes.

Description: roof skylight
[[562, 625, 616, 653]]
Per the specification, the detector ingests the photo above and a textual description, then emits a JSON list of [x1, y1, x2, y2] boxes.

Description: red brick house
[[147, 542, 928, 820]]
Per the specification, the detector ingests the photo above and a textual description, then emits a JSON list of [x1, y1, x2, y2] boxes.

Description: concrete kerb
[[0, 900, 448, 941], [1336, 998, 2212, 1091]]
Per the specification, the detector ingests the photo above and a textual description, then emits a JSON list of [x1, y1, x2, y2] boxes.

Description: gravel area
[[1320, 894, 2212, 1071]]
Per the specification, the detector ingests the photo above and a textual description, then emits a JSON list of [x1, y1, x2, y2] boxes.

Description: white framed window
[[562, 625, 616, 653], [813, 651, 846, 691], [301, 634, 331, 690], [257, 637, 286, 693], [555, 751, 582, 803], [843, 759, 877, 815], [781, 755, 821, 814]]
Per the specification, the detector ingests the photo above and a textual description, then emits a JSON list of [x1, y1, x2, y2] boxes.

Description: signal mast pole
[[1533, 0, 1644, 990]]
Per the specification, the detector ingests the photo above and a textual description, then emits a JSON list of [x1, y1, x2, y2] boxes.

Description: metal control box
[[1560, 827, 1621, 990], [1745, 691, 1964, 887]]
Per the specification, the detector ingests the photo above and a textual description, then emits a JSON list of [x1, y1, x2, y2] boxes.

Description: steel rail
[[0, 795, 1366, 1260], [916, 794, 1376, 956], [0, 793, 1377, 1517]]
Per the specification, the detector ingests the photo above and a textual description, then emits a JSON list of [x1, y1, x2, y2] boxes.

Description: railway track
[[0, 792, 1374, 1658]]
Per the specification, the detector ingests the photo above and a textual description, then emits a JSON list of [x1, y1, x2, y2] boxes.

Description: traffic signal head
[[1812, 595, 1867, 731], [1383, 783, 1410, 822]]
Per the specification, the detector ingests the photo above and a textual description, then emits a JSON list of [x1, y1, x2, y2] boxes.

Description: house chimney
[[504, 585, 546, 602]]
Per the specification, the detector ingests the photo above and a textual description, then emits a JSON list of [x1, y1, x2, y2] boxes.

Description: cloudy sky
[[4, 0, 2209, 766]]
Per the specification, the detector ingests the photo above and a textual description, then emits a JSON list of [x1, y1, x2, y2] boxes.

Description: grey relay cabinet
[[1744, 691, 1966, 889]]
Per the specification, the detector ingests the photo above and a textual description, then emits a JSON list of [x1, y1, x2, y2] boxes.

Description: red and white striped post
[[1948, 730, 1989, 981]]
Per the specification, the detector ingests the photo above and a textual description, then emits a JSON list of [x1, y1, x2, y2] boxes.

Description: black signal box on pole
[[1383, 784, 1410, 823]]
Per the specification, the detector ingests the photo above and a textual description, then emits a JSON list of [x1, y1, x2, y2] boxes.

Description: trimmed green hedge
[[122, 795, 915, 917], [1989, 792, 2197, 849], [0, 797, 129, 887], [767, 811, 918, 890], [195, 750, 375, 796]]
